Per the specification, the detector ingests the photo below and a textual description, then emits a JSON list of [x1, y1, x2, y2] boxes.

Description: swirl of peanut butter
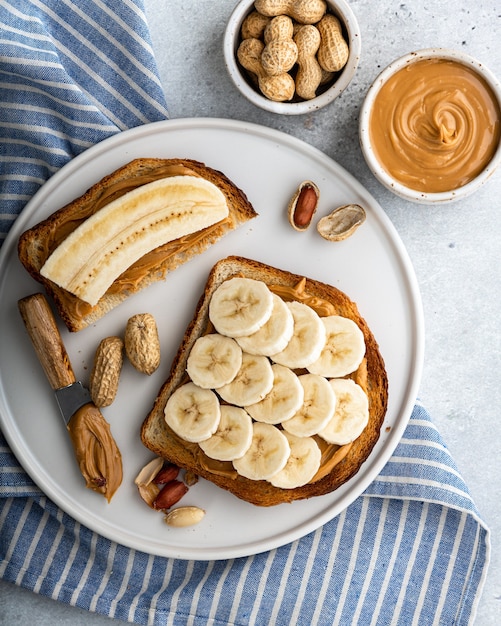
[[370, 58, 501, 193], [67, 404, 123, 502]]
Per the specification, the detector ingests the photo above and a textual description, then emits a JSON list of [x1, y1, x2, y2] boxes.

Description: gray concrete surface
[[1, 0, 500, 624]]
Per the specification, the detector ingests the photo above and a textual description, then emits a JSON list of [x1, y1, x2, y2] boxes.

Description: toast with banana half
[[17, 158, 257, 332], [141, 256, 388, 506]]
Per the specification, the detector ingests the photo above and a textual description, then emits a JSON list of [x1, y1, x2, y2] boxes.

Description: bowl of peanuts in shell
[[224, 0, 361, 114]]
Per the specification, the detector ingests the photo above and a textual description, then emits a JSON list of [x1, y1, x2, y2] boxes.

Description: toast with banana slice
[[17, 158, 257, 332], [141, 256, 388, 506]]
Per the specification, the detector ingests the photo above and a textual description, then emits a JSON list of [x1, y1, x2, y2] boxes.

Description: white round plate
[[0, 118, 423, 560]]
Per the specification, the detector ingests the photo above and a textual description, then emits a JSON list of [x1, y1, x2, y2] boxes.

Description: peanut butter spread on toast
[[39, 164, 230, 319], [174, 277, 367, 485]]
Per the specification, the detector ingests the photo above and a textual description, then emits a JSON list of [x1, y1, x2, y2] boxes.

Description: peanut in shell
[[125, 313, 161, 375], [89, 336, 124, 407]]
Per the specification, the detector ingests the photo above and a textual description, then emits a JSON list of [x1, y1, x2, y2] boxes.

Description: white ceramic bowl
[[359, 48, 501, 204], [223, 0, 361, 115]]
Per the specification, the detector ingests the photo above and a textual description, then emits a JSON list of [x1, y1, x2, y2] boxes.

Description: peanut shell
[[316, 204, 366, 241], [135, 457, 164, 487]]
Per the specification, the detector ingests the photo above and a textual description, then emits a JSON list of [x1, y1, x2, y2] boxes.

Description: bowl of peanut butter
[[359, 48, 501, 204]]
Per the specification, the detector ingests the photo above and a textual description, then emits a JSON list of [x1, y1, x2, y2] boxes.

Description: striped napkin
[[0, 2, 490, 625], [0, 405, 489, 625], [0, 0, 168, 242]]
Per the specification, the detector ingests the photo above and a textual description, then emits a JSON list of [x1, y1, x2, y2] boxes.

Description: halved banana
[[232, 422, 290, 481], [271, 301, 326, 369], [198, 405, 253, 461], [245, 363, 304, 424], [41, 176, 229, 306], [318, 378, 369, 445], [209, 277, 274, 338], [215, 352, 274, 406], [187, 333, 242, 389], [164, 382, 221, 443], [282, 373, 336, 438], [307, 316, 366, 378], [269, 432, 322, 489], [235, 293, 294, 357]]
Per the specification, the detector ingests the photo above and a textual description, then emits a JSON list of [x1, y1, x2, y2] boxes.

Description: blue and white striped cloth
[[0, 405, 489, 625], [0, 2, 490, 625], [0, 0, 168, 243]]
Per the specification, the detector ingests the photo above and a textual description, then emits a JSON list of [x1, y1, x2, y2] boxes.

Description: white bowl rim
[[223, 0, 362, 115], [359, 47, 501, 204]]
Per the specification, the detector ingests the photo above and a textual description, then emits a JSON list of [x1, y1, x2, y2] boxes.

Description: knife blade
[[18, 293, 123, 502]]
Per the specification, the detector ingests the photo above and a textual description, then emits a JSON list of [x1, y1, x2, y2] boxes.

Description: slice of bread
[[141, 256, 388, 507], [18, 158, 257, 332]]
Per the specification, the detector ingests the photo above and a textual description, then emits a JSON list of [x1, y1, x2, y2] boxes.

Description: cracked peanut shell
[[317, 204, 366, 241]]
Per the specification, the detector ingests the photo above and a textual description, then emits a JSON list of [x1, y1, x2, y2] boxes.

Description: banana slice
[[282, 373, 336, 437], [233, 422, 290, 481], [209, 277, 274, 338], [198, 405, 253, 461], [41, 176, 229, 306], [269, 432, 322, 489], [187, 333, 242, 389], [245, 363, 304, 424], [307, 316, 366, 378], [164, 382, 221, 443], [216, 352, 274, 406], [235, 293, 294, 356], [270, 301, 326, 369], [318, 378, 369, 445]]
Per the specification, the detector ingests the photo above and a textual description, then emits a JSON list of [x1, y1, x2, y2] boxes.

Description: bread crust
[[141, 256, 388, 506], [17, 158, 257, 331]]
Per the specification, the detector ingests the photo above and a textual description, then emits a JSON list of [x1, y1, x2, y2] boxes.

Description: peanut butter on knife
[[18, 293, 123, 502]]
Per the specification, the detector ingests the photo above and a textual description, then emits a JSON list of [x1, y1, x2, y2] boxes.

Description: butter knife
[[18, 293, 123, 502]]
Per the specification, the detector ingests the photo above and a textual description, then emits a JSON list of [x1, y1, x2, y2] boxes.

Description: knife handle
[[18, 293, 76, 390]]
